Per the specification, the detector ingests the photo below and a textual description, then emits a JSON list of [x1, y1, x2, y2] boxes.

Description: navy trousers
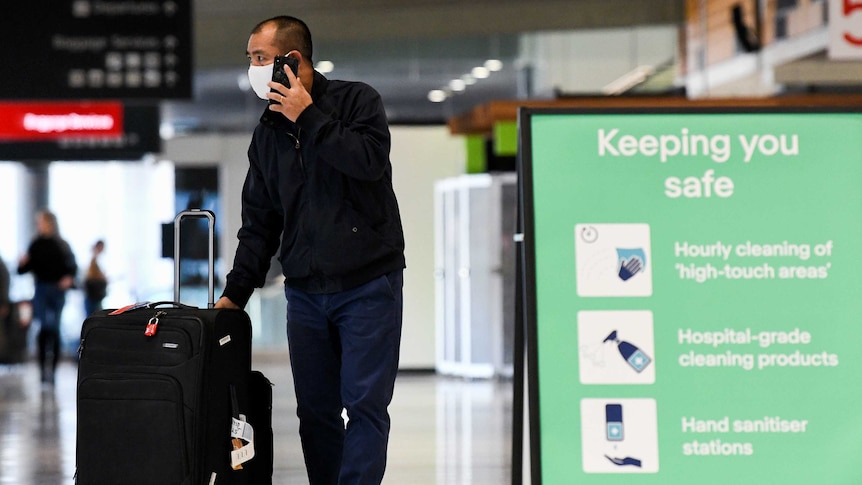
[[285, 270, 403, 485]]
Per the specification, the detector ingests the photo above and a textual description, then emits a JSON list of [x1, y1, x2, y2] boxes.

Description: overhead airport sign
[[0, 101, 123, 141], [0, 102, 160, 160], [0, 1, 192, 99]]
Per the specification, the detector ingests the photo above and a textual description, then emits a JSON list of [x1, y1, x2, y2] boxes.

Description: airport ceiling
[[166, 0, 683, 131]]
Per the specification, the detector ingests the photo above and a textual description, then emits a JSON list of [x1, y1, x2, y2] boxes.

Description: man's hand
[[267, 65, 312, 122], [214, 296, 240, 310]]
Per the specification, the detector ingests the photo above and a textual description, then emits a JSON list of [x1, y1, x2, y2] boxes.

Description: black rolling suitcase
[[75, 210, 272, 485]]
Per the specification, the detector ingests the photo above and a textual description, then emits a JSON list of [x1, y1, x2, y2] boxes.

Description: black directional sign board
[[0, 0, 192, 99]]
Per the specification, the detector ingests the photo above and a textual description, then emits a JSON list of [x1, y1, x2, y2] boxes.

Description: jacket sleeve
[[16, 259, 30, 276], [16, 241, 35, 275], [222, 138, 283, 308], [60, 239, 77, 279], [295, 83, 391, 181]]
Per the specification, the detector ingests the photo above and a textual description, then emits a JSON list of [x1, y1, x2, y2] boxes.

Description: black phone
[[270, 55, 299, 104]]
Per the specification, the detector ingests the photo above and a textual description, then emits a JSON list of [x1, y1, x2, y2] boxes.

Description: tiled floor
[[0, 353, 513, 484]]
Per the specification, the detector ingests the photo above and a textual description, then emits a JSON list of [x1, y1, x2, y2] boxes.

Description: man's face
[[246, 24, 280, 67]]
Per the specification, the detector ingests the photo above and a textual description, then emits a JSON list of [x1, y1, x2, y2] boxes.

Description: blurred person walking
[[0, 257, 10, 359], [0, 258, 9, 325], [83, 239, 107, 316], [17, 210, 77, 384]]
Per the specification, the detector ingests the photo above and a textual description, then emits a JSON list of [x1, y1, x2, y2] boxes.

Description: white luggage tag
[[230, 414, 255, 469]]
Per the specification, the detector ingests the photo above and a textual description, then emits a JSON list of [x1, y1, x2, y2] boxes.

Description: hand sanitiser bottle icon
[[603, 330, 651, 373], [605, 404, 624, 441]]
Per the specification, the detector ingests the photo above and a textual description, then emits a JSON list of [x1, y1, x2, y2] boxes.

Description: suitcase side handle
[[173, 209, 215, 308]]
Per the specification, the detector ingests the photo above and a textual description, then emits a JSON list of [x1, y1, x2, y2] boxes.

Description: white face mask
[[247, 63, 273, 100]]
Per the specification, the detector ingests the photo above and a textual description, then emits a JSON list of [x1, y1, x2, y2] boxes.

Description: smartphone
[[270, 55, 299, 104]]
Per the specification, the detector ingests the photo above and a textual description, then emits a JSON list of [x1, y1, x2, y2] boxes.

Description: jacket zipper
[[286, 129, 303, 172], [287, 128, 315, 273]]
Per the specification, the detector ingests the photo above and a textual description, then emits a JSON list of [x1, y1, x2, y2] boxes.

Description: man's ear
[[287, 50, 304, 66]]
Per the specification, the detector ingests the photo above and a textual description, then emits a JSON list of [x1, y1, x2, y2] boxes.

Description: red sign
[[830, 0, 862, 59], [844, 0, 862, 45], [0, 101, 124, 141]]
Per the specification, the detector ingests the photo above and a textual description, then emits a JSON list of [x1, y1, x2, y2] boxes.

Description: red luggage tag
[[144, 311, 166, 337], [109, 301, 151, 315]]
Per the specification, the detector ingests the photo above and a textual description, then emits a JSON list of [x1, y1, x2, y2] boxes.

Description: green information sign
[[519, 108, 862, 484]]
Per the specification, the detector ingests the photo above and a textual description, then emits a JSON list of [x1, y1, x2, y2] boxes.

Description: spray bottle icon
[[603, 330, 651, 373]]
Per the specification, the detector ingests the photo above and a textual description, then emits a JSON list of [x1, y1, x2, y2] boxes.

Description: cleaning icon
[[603, 330, 652, 373]]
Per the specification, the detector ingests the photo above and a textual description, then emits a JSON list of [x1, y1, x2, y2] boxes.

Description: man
[[215, 16, 405, 485]]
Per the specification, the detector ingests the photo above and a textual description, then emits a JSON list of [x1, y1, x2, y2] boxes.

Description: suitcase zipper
[[77, 373, 190, 481], [80, 323, 196, 365]]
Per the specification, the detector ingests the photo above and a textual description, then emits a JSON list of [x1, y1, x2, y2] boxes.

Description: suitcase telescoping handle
[[173, 209, 215, 309]]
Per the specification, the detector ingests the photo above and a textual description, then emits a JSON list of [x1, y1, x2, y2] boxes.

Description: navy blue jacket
[[223, 71, 405, 307]]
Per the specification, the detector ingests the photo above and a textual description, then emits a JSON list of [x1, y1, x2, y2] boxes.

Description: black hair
[[252, 15, 313, 62]]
